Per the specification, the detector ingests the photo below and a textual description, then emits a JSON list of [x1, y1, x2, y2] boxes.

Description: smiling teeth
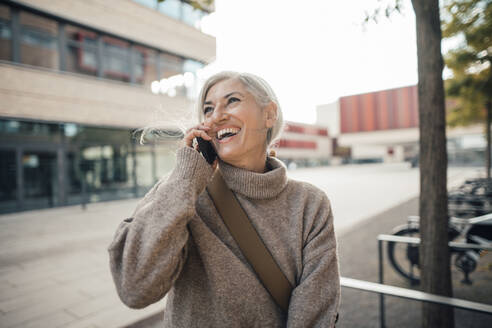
[[217, 128, 240, 139]]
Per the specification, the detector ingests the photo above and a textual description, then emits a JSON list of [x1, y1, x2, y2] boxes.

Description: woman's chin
[[217, 151, 240, 164]]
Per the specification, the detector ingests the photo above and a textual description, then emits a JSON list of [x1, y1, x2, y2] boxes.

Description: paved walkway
[[0, 164, 486, 327], [0, 199, 165, 328]]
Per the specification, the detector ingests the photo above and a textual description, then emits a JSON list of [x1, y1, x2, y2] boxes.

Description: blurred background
[[0, 0, 490, 327]]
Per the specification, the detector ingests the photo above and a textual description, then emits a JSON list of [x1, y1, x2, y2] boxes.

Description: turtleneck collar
[[218, 156, 288, 199]]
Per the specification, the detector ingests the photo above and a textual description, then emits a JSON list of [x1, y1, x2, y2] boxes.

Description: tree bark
[[486, 99, 491, 179], [411, 0, 455, 327]]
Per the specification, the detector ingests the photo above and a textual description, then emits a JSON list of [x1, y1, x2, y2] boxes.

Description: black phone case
[[196, 137, 217, 164]]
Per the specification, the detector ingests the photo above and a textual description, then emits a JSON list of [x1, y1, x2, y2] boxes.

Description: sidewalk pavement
[[0, 199, 167, 328], [0, 165, 488, 328]]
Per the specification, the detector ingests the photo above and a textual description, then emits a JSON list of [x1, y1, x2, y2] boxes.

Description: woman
[[108, 71, 340, 327]]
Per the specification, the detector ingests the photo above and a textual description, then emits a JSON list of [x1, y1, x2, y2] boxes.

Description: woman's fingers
[[184, 126, 213, 148]]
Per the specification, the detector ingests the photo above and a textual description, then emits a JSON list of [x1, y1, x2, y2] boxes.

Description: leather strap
[[206, 170, 293, 312]]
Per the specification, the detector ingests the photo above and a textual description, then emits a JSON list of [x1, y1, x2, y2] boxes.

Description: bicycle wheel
[[387, 227, 421, 285]]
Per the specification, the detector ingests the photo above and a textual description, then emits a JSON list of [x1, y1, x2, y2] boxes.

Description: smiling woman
[[108, 71, 341, 327], [192, 72, 282, 172]]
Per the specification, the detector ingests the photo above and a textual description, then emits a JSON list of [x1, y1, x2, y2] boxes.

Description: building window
[[134, 46, 158, 88], [158, 0, 182, 20], [182, 1, 206, 29], [133, 0, 210, 31], [102, 36, 130, 82], [133, 0, 158, 9], [65, 25, 98, 77], [0, 4, 11, 61], [160, 52, 183, 78], [1, 2, 206, 97], [0, 119, 62, 141], [0, 150, 16, 213], [19, 11, 58, 69]]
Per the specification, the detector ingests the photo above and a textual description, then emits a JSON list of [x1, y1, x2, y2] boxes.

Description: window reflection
[[0, 119, 62, 141], [160, 52, 183, 78], [0, 119, 180, 213], [103, 36, 130, 82], [22, 151, 58, 209], [157, 0, 181, 20], [0, 4, 11, 61], [135, 145, 154, 195], [134, 46, 158, 87], [133, 0, 210, 31], [182, 2, 205, 29], [2, 3, 206, 95], [0, 150, 16, 213], [19, 11, 58, 69], [65, 25, 98, 76], [133, 0, 158, 9]]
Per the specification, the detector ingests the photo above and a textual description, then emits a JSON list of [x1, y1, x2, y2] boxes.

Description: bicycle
[[388, 178, 492, 285], [387, 212, 492, 285]]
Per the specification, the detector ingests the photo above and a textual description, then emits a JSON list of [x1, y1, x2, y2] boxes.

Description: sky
[[200, 0, 419, 124]]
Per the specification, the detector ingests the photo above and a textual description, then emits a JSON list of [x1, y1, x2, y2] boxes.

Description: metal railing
[[357, 234, 492, 328], [340, 276, 492, 327]]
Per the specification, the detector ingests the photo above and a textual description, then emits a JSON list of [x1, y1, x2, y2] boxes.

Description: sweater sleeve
[[286, 193, 341, 328], [107, 146, 214, 309]]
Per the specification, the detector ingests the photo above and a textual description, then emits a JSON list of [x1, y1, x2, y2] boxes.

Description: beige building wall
[[0, 63, 193, 128], [275, 122, 332, 160], [316, 101, 340, 136], [16, 0, 216, 63]]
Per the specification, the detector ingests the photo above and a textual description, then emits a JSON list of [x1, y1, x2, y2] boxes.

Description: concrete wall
[[338, 127, 420, 147], [316, 101, 340, 136], [0, 63, 193, 128], [16, 0, 216, 63]]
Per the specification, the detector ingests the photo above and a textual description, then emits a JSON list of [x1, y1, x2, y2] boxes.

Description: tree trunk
[[411, 0, 455, 327], [486, 99, 491, 179]]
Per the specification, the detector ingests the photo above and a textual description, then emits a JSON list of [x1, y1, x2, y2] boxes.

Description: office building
[[0, 0, 215, 213], [317, 85, 485, 164]]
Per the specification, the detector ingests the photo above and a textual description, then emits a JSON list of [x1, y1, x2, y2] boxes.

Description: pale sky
[[200, 0, 419, 124]]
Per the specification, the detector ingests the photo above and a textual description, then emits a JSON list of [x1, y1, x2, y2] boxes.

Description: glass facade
[[0, 4, 11, 61], [0, 2, 208, 213], [102, 36, 130, 82], [0, 150, 16, 213], [19, 11, 59, 69], [65, 25, 98, 77], [0, 118, 179, 214], [1, 2, 205, 92], [133, 0, 210, 30], [134, 46, 158, 88]]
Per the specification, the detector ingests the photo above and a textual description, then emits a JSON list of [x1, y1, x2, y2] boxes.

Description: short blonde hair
[[196, 71, 284, 147]]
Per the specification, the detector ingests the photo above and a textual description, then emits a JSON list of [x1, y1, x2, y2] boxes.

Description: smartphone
[[196, 137, 217, 164]]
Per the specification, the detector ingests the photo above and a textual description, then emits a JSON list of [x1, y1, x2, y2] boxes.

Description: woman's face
[[202, 78, 276, 170]]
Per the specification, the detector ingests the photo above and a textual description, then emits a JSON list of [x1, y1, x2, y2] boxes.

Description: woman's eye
[[227, 97, 240, 105], [203, 107, 213, 115]]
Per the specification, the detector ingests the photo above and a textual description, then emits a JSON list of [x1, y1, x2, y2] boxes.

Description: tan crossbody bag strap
[[206, 171, 293, 312]]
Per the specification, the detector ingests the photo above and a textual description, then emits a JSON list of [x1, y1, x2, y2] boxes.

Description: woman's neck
[[220, 152, 268, 173]]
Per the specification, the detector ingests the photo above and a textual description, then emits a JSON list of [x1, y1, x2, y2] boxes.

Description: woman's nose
[[209, 105, 228, 124]]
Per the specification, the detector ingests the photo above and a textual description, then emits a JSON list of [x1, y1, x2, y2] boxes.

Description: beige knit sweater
[[108, 146, 340, 327]]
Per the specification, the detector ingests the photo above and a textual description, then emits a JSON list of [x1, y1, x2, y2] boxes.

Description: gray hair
[[196, 71, 284, 147]]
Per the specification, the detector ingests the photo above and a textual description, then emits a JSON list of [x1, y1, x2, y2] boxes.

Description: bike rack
[[374, 234, 492, 328]]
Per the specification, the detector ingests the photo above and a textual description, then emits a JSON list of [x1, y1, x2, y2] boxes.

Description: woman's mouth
[[216, 127, 241, 143]]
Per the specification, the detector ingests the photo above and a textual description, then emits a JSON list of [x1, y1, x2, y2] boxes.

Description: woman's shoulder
[[285, 177, 331, 204]]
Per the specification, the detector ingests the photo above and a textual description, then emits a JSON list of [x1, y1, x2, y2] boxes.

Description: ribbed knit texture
[[108, 146, 340, 327], [218, 157, 288, 199]]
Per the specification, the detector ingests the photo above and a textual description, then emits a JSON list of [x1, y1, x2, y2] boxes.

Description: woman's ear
[[264, 102, 278, 129]]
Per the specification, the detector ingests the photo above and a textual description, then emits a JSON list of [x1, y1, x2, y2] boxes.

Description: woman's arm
[[287, 193, 341, 328], [107, 146, 214, 309]]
